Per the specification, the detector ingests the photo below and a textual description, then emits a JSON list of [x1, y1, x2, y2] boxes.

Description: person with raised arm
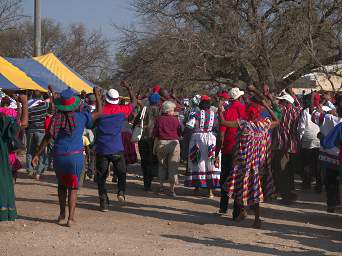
[[95, 81, 136, 211], [32, 87, 102, 227], [219, 99, 279, 228]]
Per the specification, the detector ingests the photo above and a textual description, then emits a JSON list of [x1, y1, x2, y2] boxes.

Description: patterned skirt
[[223, 167, 263, 206], [184, 132, 221, 188]]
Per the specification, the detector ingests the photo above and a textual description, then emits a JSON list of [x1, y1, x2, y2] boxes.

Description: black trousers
[[273, 151, 297, 199], [138, 138, 158, 189], [96, 153, 126, 202], [301, 148, 321, 187], [325, 168, 340, 207], [220, 154, 240, 217]]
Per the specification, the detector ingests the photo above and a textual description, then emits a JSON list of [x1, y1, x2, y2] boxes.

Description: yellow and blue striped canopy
[[0, 53, 94, 93]]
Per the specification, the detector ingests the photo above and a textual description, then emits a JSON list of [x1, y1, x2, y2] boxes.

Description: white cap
[[277, 93, 295, 104], [322, 105, 333, 112], [229, 88, 244, 100], [106, 89, 120, 104]]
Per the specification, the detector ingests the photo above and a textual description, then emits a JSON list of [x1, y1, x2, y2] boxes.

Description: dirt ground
[[0, 163, 341, 256]]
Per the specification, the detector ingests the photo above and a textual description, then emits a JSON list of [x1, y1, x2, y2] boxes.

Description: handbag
[[131, 106, 147, 142]]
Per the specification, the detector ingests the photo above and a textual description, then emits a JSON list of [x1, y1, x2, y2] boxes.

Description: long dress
[[184, 109, 221, 188], [0, 107, 21, 179], [0, 114, 19, 221], [223, 118, 274, 206], [121, 120, 137, 164]]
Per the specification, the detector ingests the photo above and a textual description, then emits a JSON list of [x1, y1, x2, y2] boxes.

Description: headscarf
[[246, 103, 261, 121]]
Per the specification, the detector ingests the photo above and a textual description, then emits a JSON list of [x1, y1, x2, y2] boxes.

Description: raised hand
[[31, 155, 40, 168]]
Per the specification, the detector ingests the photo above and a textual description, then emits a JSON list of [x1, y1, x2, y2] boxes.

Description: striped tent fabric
[[0, 53, 94, 93]]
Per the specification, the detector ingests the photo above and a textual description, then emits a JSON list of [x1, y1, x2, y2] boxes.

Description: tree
[[0, 0, 24, 32], [0, 18, 113, 82], [115, 0, 342, 93]]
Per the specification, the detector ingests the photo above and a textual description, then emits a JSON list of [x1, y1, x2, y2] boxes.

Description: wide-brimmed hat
[[106, 89, 120, 104], [277, 92, 294, 104], [229, 88, 244, 100], [54, 89, 80, 112]]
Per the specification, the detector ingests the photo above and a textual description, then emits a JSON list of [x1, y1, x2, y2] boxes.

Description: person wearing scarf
[[32, 88, 102, 227]]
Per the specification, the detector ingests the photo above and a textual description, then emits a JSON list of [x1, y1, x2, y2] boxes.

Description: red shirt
[[153, 115, 181, 140], [103, 103, 133, 118], [219, 101, 246, 155]]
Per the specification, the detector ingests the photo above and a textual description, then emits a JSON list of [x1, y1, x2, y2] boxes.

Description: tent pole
[[34, 0, 41, 57]]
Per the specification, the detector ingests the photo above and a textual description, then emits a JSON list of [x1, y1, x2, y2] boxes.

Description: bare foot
[[67, 219, 75, 227]]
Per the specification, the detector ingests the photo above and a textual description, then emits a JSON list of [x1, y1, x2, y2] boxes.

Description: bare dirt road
[[0, 164, 341, 256]]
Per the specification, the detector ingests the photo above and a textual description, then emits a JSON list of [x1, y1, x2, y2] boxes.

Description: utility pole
[[33, 0, 41, 57]]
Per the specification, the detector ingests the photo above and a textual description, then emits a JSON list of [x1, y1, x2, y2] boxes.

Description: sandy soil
[[0, 164, 341, 256]]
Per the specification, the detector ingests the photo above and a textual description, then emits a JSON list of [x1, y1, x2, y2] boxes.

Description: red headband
[[61, 97, 76, 106]]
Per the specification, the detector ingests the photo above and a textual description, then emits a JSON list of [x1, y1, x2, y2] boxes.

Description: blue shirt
[[95, 114, 125, 155], [53, 111, 92, 154]]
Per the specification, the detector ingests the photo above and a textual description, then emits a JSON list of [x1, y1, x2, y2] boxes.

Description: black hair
[[1, 97, 11, 107], [199, 100, 211, 110]]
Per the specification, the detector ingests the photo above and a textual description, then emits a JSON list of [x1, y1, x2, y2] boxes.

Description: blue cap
[[148, 93, 161, 105]]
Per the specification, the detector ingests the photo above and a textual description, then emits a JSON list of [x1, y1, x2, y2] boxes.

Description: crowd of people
[[0, 82, 341, 229]]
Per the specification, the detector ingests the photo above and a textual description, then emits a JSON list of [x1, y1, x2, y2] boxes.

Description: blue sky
[[22, 0, 137, 42]]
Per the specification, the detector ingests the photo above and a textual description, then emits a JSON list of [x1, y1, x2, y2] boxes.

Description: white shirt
[[311, 111, 342, 165], [298, 108, 320, 149]]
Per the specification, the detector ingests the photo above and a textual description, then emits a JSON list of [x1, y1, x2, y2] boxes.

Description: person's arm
[[121, 81, 137, 109], [297, 111, 306, 142], [153, 118, 159, 138], [12, 95, 22, 124], [215, 106, 227, 156], [31, 133, 52, 168], [47, 85, 56, 112], [219, 112, 239, 128], [91, 87, 103, 121], [261, 100, 280, 128], [170, 88, 183, 106], [18, 93, 28, 128], [286, 87, 301, 107]]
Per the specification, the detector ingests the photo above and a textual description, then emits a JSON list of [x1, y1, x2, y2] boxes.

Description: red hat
[[201, 95, 210, 101], [152, 85, 161, 93], [217, 91, 229, 100]]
